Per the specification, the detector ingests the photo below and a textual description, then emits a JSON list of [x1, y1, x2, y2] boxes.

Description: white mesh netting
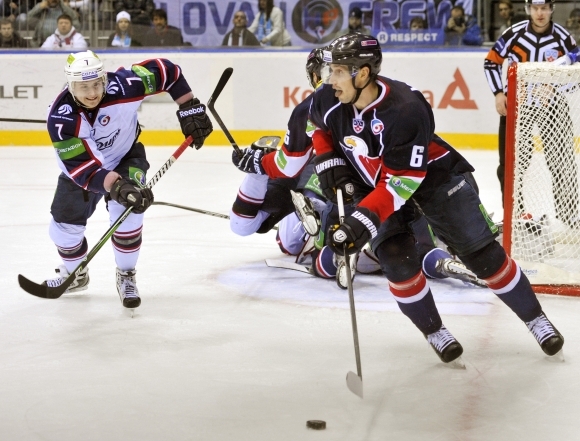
[[509, 62, 580, 287]]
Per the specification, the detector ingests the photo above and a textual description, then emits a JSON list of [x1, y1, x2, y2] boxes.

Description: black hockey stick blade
[[207, 68, 242, 158], [18, 260, 89, 299], [346, 371, 363, 398], [207, 67, 233, 109]]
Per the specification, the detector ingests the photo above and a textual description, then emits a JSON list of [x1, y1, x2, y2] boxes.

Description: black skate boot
[[425, 325, 464, 363], [526, 313, 564, 356]]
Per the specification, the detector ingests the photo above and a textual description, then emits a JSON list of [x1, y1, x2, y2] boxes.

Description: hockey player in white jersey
[[43, 50, 212, 308]]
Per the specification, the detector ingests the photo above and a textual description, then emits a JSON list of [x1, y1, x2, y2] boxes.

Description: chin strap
[[348, 76, 373, 105]]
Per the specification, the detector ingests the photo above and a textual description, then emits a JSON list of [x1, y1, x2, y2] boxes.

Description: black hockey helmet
[[325, 34, 382, 78], [306, 47, 326, 89], [525, 0, 555, 14]]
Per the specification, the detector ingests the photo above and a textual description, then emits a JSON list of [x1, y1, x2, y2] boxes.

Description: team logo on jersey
[[352, 118, 364, 133], [107, 80, 119, 94], [545, 49, 559, 62], [57, 104, 72, 115], [340, 136, 381, 187], [371, 119, 384, 135], [98, 114, 110, 126], [91, 128, 120, 151]]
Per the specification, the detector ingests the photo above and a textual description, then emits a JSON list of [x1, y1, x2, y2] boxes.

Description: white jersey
[[47, 58, 192, 193]]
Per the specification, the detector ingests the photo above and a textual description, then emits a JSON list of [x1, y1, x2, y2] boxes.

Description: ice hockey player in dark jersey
[[229, 47, 326, 256], [43, 50, 212, 308], [309, 33, 564, 363]]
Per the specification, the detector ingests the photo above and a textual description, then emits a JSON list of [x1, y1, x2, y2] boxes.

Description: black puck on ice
[[306, 420, 326, 430]]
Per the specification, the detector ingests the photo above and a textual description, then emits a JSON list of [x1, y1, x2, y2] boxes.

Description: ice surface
[[1, 147, 578, 441]]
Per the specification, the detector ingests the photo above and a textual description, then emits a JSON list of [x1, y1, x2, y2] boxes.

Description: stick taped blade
[[346, 371, 363, 398]]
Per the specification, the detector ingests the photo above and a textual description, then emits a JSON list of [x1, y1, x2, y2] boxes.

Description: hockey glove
[[231, 147, 267, 174], [176, 98, 213, 149], [109, 177, 154, 214], [328, 207, 380, 256], [314, 152, 355, 204]]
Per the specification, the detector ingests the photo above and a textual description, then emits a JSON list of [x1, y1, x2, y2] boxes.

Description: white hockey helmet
[[64, 51, 107, 100], [525, 0, 555, 14]]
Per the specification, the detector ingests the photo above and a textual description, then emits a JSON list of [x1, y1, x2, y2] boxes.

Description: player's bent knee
[[229, 210, 270, 236], [458, 240, 507, 279], [374, 233, 422, 282], [48, 219, 86, 247]]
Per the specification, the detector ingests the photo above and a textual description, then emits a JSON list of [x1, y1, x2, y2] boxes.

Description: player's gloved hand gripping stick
[[18, 68, 234, 299]]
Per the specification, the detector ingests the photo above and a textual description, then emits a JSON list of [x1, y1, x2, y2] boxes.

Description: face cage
[[69, 76, 108, 108]]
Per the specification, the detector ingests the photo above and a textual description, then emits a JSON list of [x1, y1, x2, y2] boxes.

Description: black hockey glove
[[109, 177, 154, 214], [314, 152, 355, 204], [328, 207, 380, 256], [232, 147, 267, 174], [176, 98, 213, 149]]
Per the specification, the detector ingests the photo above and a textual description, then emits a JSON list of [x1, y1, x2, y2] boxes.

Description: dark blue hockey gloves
[[328, 207, 380, 256], [176, 98, 213, 149], [314, 152, 355, 204], [232, 147, 267, 174]]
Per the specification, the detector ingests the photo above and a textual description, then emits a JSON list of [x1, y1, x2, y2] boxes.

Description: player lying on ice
[[304, 33, 564, 363]]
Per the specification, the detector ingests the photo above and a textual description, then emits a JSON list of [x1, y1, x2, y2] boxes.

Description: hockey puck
[[306, 420, 326, 430]]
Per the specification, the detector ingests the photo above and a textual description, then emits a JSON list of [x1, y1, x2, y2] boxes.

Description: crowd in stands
[[1, 1, 580, 49]]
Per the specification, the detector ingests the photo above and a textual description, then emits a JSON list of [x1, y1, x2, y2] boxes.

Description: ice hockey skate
[[116, 268, 141, 309], [435, 258, 486, 287], [290, 189, 321, 236], [526, 313, 564, 357], [336, 252, 357, 290], [44, 265, 89, 293], [425, 325, 465, 368]]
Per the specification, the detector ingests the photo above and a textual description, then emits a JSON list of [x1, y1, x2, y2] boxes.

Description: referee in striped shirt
[[484, 0, 579, 224]]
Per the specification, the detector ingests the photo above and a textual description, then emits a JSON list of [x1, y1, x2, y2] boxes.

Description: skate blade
[[123, 308, 137, 318], [346, 371, 363, 398], [447, 356, 466, 370], [547, 349, 565, 363]]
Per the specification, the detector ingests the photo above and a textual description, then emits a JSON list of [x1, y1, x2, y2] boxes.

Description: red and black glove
[[314, 152, 355, 204], [328, 207, 380, 256]]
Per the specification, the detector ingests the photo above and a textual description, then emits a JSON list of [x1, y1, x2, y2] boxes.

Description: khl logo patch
[[352, 118, 364, 134]]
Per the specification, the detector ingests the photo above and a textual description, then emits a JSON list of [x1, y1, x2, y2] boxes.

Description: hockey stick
[[206, 67, 243, 158], [152, 200, 279, 231], [18, 135, 193, 299], [0, 117, 46, 124], [153, 201, 230, 220], [337, 189, 363, 398]]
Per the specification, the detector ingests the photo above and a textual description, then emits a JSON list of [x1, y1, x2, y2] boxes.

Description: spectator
[[0, 17, 27, 47], [444, 5, 482, 46], [5, 1, 41, 31], [248, 0, 291, 46], [340, 7, 370, 35], [107, 10, 141, 47], [410, 17, 427, 31], [565, 8, 580, 44], [141, 8, 183, 47], [41, 13, 86, 49], [222, 10, 260, 46], [27, 0, 80, 47], [113, 0, 153, 26]]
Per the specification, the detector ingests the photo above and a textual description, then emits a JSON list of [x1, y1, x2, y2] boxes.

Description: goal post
[[505, 61, 580, 297]]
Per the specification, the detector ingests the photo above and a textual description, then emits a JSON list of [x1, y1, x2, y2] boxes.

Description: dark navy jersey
[[262, 92, 314, 179], [47, 58, 191, 194], [309, 76, 472, 222]]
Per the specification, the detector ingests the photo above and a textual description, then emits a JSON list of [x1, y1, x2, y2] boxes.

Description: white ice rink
[[1, 146, 579, 441]]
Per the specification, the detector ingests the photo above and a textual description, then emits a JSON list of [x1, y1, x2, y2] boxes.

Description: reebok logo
[[179, 106, 205, 118], [315, 158, 346, 173]]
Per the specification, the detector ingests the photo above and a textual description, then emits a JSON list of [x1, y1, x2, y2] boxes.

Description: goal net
[[505, 62, 580, 296]]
